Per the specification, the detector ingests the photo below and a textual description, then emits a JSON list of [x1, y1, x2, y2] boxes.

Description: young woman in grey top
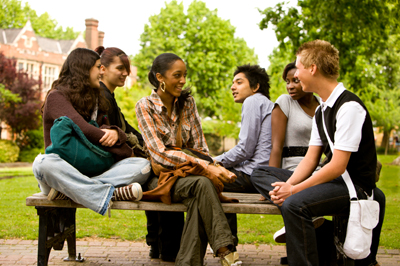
[[269, 61, 319, 170]]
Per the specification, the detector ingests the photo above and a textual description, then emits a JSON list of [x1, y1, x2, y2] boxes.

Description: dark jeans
[[223, 168, 259, 247], [251, 166, 385, 266]]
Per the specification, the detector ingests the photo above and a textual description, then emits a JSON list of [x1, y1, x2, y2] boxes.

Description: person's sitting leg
[[250, 166, 293, 204], [172, 175, 235, 266], [92, 157, 151, 186], [223, 168, 258, 248], [281, 179, 351, 266], [145, 175, 184, 261], [33, 153, 114, 215]]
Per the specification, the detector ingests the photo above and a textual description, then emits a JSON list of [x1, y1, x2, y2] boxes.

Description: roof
[[0, 28, 23, 44], [0, 24, 81, 54]]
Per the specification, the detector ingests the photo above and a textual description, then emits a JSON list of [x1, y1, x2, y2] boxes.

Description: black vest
[[314, 90, 376, 195]]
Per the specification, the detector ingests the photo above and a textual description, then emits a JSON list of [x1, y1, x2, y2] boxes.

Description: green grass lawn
[[0, 155, 399, 248]]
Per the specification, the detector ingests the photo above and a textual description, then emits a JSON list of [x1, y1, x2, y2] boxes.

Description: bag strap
[[320, 105, 358, 200]]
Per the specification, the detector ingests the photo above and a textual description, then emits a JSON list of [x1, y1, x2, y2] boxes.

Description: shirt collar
[[321, 82, 346, 110], [148, 90, 179, 115]]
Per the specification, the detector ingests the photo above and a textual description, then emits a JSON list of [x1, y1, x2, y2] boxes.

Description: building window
[[18, 62, 24, 71], [43, 66, 57, 89]]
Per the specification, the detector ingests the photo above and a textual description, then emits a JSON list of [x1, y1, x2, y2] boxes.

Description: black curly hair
[[233, 64, 270, 99]]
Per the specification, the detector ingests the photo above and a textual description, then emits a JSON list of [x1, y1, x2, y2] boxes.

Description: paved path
[[0, 239, 399, 265]]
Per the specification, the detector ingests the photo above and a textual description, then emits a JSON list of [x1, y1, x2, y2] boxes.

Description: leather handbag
[[45, 116, 115, 176]]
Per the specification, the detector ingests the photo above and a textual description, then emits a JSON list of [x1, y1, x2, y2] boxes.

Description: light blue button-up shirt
[[215, 93, 274, 175]]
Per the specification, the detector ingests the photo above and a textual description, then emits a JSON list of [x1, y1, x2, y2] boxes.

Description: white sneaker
[[113, 183, 142, 201], [273, 217, 325, 243], [220, 251, 242, 266], [273, 226, 286, 243]]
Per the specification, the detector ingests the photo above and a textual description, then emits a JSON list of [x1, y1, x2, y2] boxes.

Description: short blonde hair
[[296, 40, 340, 79]]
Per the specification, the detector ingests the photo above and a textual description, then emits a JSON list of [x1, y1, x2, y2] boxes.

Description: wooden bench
[[26, 192, 353, 266], [26, 192, 280, 266]]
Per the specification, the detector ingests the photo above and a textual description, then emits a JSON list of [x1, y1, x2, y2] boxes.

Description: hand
[[269, 182, 293, 206], [207, 164, 237, 184], [99, 129, 118, 147]]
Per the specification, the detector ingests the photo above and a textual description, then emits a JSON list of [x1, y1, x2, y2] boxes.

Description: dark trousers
[[223, 168, 259, 247], [145, 210, 184, 257], [251, 166, 385, 266], [145, 175, 184, 258], [147, 175, 234, 266]]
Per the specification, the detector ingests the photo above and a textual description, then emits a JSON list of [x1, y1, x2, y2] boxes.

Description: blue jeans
[[251, 166, 385, 266], [32, 153, 151, 215]]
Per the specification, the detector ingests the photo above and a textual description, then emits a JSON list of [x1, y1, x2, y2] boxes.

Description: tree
[[259, 0, 397, 93], [133, 0, 258, 118], [0, 52, 41, 144], [261, 0, 400, 149], [358, 33, 400, 154], [0, 0, 78, 40]]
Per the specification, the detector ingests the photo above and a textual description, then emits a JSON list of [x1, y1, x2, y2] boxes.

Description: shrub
[[0, 140, 20, 162], [18, 147, 44, 162], [376, 146, 399, 155]]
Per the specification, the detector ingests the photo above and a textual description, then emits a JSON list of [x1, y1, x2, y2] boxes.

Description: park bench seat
[[26, 192, 352, 266], [26, 192, 280, 266], [26, 192, 280, 214]]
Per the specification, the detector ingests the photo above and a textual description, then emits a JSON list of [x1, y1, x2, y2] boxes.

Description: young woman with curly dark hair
[[32, 48, 151, 215]]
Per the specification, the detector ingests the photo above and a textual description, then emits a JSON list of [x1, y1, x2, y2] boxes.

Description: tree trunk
[[381, 131, 390, 155]]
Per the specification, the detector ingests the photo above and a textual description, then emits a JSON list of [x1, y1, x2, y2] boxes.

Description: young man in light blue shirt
[[215, 64, 274, 247]]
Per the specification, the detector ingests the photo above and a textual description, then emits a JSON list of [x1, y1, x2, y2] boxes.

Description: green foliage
[[266, 46, 295, 101], [0, 83, 21, 104], [133, 0, 258, 118], [19, 128, 44, 150], [18, 148, 43, 162], [0, 0, 78, 39], [114, 84, 153, 131], [259, 0, 396, 90], [0, 139, 19, 163], [376, 147, 398, 155], [261, 0, 400, 149], [17, 128, 44, 162]]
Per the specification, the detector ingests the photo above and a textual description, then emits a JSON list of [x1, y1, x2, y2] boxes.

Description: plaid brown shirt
[[135, 90, 210, 168]]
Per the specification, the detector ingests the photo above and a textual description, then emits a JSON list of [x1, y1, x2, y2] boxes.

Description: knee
[[280, 196, 302, 217], [194, 175, 215, 191], [250, 167, 268, 184], [32, 154, 56, 178], [122, 157, 151, 175]]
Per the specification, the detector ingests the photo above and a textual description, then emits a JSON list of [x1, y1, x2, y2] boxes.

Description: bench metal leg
[[36, 207, 84, 266], [333, 216, 354, 266]]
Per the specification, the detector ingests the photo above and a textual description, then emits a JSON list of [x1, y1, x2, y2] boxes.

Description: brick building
[[0, 18, 137, 140]]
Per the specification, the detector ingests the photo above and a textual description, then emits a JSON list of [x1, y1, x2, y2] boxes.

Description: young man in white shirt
[[266, 40, 385, 266]]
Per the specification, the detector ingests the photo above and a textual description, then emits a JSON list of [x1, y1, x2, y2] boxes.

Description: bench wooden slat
[[26, 192, 281, 215]]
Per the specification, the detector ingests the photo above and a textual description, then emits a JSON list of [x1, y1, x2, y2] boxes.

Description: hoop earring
[[160, 82, 166, 93]]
